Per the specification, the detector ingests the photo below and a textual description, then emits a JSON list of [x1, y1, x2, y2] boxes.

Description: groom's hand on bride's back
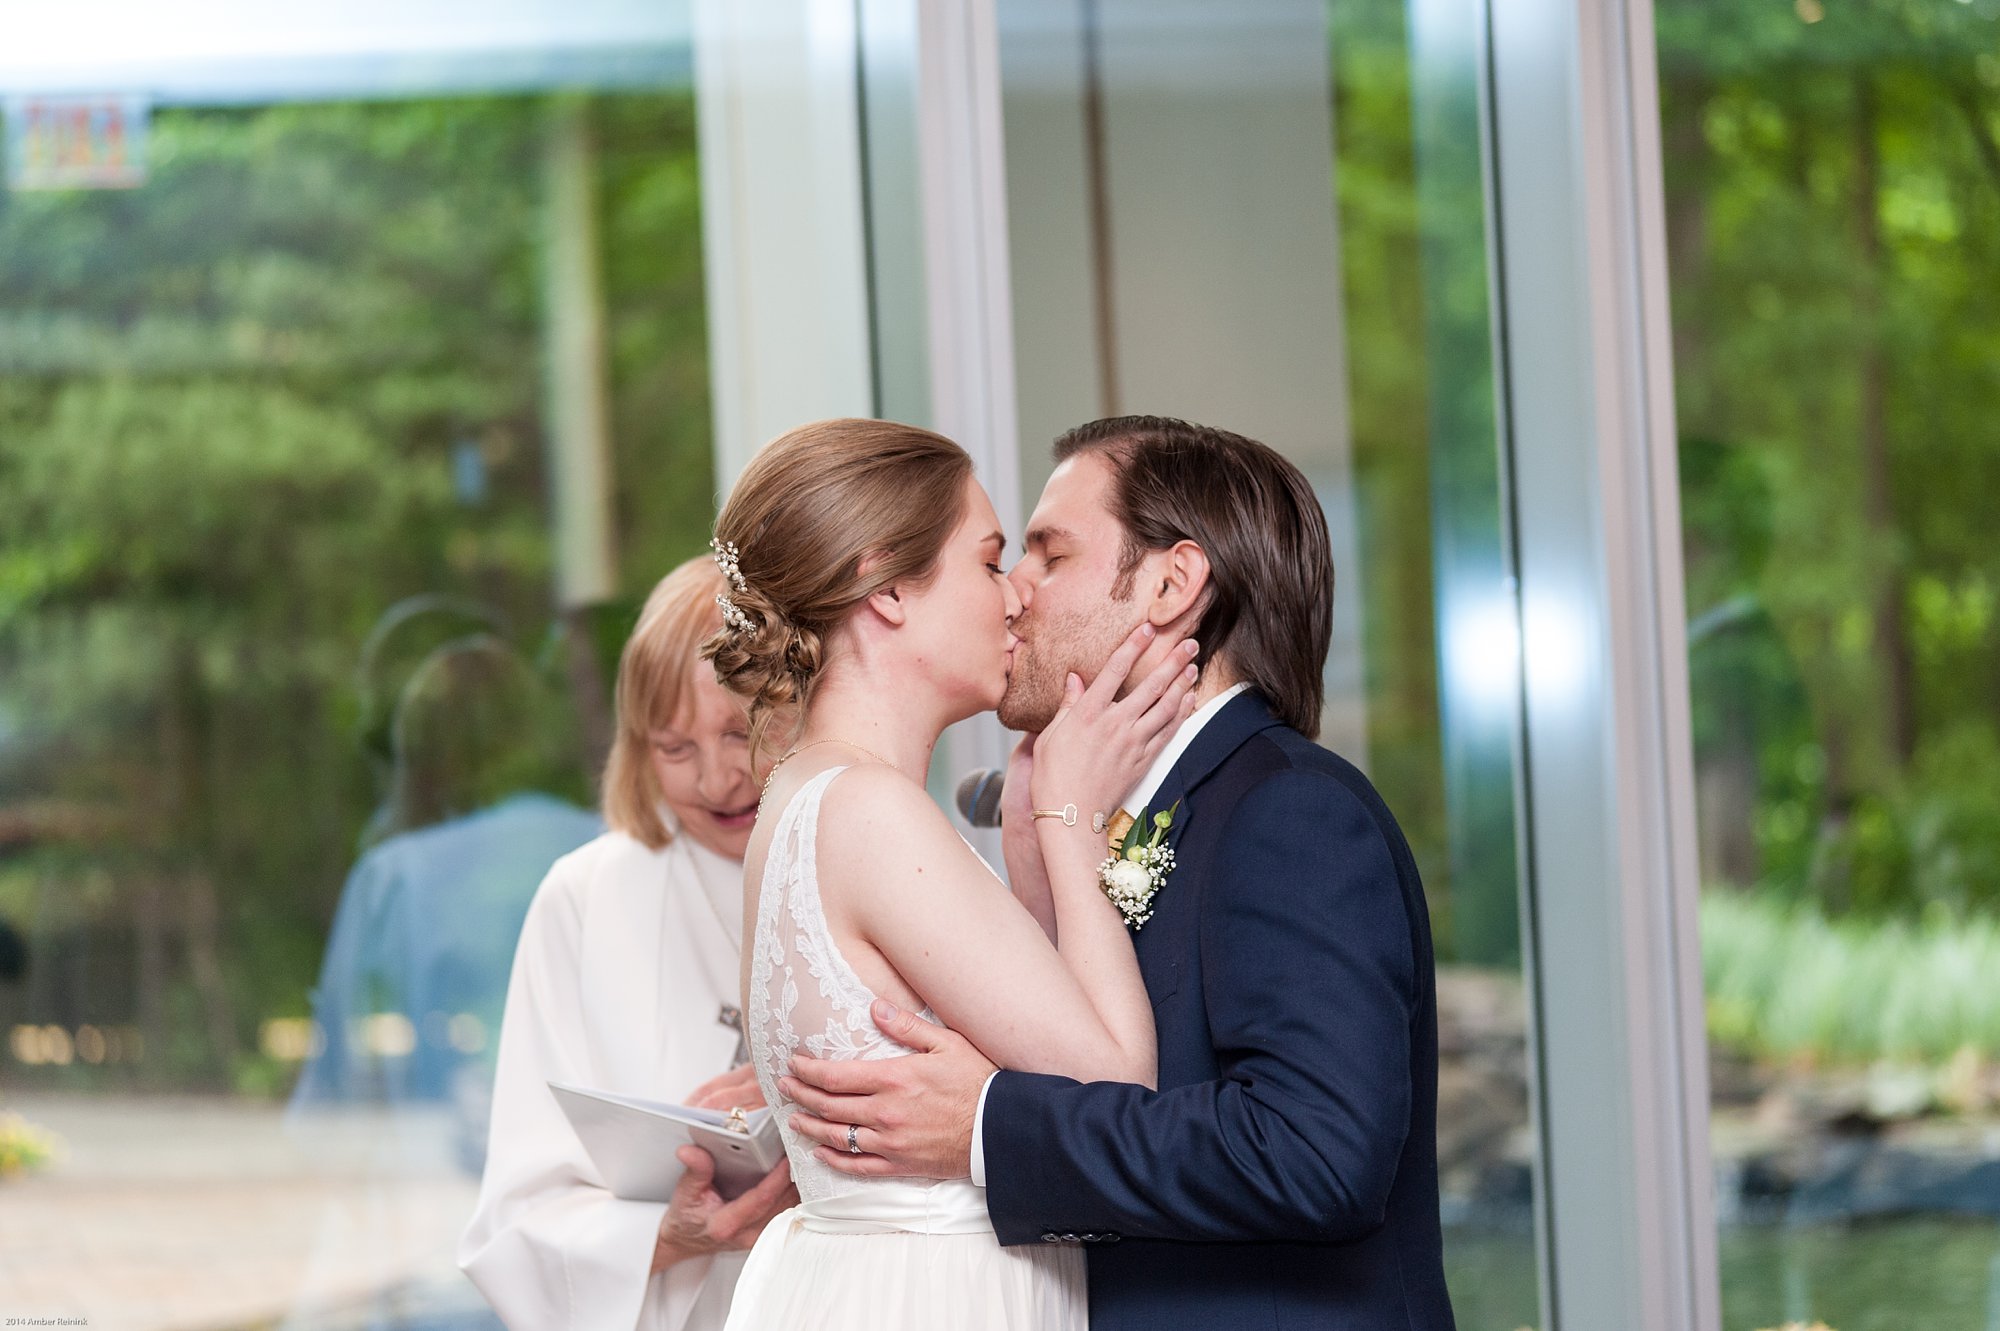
[[781, 998, 995, 1179]]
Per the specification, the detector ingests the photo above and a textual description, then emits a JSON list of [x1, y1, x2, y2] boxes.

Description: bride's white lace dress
[[722, 766, 1087, 1330]]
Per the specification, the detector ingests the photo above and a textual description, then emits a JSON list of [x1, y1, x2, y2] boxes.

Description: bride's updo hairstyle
[[703, 418, 973, 756]]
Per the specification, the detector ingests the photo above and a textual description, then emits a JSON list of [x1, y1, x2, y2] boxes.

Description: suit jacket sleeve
[[982, 768, 1418, 1245]]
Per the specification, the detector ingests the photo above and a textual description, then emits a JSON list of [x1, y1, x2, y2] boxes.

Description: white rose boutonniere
[[1098, 801, 1180, 930]]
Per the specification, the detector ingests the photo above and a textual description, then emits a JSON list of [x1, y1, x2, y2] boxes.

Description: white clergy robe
[[460, 828, 750, 1331]]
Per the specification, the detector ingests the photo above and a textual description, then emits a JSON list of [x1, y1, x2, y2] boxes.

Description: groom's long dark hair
[[1053, 415, 1333, 739]]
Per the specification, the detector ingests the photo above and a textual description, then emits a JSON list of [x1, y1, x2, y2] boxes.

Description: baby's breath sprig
[[1098, 800, 1181, 929]]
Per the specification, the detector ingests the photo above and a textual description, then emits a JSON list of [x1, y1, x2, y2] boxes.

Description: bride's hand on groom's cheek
[[1030, 623, 1200, 819], [780, 999, 994, 1179]]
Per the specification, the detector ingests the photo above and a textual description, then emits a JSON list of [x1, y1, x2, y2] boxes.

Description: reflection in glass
[[0, 83, 711, 1328], [998, 1, 1540, 1321], [1658, 2, 2000, 1326], [293, 631, 599, 1110], [287, 632, 600, 1329]]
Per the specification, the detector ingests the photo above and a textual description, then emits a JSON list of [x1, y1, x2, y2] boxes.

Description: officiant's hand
[[684, 1062, 765, 1112], [650, 1148, 795, 1273], [781, 999, 994, 1179]]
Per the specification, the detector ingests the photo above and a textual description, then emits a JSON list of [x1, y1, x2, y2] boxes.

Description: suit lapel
[[1128, 691, 1283, 986], [1142, 690, 1284, 849]]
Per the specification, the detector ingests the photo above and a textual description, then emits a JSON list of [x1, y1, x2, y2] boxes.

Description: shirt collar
[[1120, 681, 1252, 818]]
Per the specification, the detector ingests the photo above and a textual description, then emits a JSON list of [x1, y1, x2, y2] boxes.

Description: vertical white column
[[1488, 0, 1718, 1326], [913, 0, 1022, 538], [908, 0, 1022, 825], [693, 0, 875, 491]]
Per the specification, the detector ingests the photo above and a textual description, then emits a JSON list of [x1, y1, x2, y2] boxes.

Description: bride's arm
[[819, 631, 1197, 1090]]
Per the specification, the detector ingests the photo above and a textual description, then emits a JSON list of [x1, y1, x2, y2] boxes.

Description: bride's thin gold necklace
[[757, 737, 898, 814]]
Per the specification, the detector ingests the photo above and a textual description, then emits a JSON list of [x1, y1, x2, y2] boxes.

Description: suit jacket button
[[1040, 1232, 1060, 1243], [1061, 1233, 1079, 1242]]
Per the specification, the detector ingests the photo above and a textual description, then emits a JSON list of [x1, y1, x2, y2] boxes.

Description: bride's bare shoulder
[[816, 761, 951, 830], [813, 762, 966, 877]]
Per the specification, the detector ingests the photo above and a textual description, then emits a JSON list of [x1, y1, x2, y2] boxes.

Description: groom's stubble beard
[[997, 584, 1138, 734]]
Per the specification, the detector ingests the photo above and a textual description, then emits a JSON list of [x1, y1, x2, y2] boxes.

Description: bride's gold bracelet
[[1030, 803, 1110, 835]]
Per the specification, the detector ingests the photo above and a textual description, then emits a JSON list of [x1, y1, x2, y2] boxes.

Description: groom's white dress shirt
[[969, 681, 1251, 1187]]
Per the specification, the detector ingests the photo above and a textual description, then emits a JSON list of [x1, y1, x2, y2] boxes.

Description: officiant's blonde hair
[[602, 557, 738, 849]]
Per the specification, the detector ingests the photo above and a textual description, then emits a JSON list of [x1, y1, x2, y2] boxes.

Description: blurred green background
[[0, 92, 715, 1093]]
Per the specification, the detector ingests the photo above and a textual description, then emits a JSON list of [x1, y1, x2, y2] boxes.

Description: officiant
[[461, 557, 796, 1331]]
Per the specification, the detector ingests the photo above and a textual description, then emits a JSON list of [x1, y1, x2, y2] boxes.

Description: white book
[[550, 1080, 786, 1202]]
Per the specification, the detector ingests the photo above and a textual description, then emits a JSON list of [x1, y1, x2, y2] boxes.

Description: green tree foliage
[[0, 93, 713, 1088], [1658, 0, 2000, 917], [1328, 0, 2000, 947], [1333, 0, 1528, 969], [1329, 0, 1454, 946]]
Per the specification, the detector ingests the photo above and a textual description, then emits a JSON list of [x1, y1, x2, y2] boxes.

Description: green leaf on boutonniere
[[1120, 800, 1180, 859], [1100, 800, 1182, 931]]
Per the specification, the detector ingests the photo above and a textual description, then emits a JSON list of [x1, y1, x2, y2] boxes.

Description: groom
[[782, 416, 1455, 1329]]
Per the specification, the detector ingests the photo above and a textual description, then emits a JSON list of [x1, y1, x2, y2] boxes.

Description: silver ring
[[846, 1123, 862, 1154]]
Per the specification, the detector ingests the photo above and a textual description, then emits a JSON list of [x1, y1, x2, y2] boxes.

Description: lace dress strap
[[775, 766, 879, 1017], [747, 765, 941, 1202]]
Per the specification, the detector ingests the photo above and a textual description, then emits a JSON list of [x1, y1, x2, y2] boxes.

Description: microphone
[[954, 768, 1006, 829]]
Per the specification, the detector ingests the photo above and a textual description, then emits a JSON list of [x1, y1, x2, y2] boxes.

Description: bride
[[703, 419, 1199, 1330]]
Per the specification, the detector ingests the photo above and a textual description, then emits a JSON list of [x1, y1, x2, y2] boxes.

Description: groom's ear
[[1145, 540, 1212, 628]]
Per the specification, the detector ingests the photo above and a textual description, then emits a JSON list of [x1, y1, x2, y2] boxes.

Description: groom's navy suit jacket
[[985, 691, 1455, 1330]]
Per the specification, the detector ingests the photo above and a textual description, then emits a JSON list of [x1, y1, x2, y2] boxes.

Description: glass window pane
[[997, 2, 1541, 1322], [0, 60, 711, 1331], [1658, 4, 2000, 1326]]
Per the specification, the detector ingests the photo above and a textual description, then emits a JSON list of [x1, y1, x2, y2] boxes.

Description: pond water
[[1445, 1218, 2000, 1331]]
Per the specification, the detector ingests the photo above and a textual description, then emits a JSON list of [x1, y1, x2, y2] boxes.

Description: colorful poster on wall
[[5, 95, 149, 190]]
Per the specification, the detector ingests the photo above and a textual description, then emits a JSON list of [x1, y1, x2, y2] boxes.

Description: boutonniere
[[1098, 801, 1180, 930]]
